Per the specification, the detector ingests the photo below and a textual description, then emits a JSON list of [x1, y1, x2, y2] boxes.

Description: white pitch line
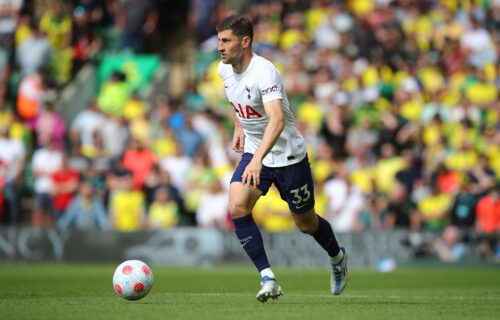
[[159, 292, 500, 301]]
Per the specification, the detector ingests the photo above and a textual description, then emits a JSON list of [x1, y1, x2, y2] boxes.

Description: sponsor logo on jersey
[[231, 102, 263, 119], [261, 84, 279, 96]]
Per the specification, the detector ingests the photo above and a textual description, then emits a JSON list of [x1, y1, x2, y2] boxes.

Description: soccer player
[[217, 14, 347, 303]]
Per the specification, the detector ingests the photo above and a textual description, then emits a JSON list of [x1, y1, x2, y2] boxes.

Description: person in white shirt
[[31, 139, 62, 226], [196, 179, 230, 229], [0, 125, 25, 224], [216, 14, 347, 302]]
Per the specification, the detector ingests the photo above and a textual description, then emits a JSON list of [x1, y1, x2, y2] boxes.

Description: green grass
[[0, 264, 499, 320]]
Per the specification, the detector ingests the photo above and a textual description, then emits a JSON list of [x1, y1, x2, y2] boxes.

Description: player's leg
[[276, 155, 347, 295], [229, 181, 267, 270], [291, 208, 347, 295], [229, 153, 282, 302]]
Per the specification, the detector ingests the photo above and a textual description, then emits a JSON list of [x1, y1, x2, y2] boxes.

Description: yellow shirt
[[254, 187, 293, 232], [314, 191, 328, 218], [149, 201, 179, 229], [112, 190, 145, 232], [297, 101, 324, 130], [444, 149, 477, 171], [129, 117, 150, 143], [279, 29, 303, 51], [399, 100, 423, 122], [39, 10, 72, 50], [417, 193, 451, 229], [122, 100, 147, 120], [375, 157, 405, 194], [15, 25, 32, 47], [465, 82, 498, 105], [350, 167, 375, 194]]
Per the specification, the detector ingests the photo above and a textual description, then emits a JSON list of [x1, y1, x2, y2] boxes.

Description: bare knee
[[228, 202, 249, 219], [293, 209, 319, 235], [296, 221, 316, 234]]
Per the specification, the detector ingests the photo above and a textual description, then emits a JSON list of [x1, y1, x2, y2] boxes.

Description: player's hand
[[232, 129, 245, 153], [241, 158, 262, 188]]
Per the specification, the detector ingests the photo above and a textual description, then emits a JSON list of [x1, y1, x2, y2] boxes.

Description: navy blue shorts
[[230, 153, 315, 214]]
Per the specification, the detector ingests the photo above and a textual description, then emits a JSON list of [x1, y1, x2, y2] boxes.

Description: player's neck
[[232, 51, 253, 74]]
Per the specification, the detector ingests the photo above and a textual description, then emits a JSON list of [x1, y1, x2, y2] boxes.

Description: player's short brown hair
[[216, 14, 253, 45]]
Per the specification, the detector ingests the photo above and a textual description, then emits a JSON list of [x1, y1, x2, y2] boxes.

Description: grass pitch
[[0, 264, 499, 320]]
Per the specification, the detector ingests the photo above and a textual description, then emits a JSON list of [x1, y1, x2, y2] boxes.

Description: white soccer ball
[[113, 260, 154, 300]]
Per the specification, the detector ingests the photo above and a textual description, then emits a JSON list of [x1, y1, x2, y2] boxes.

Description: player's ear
[[241, 36, 251, 49]]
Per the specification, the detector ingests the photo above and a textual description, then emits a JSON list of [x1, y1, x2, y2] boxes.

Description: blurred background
[[0, 0, 499, 269]]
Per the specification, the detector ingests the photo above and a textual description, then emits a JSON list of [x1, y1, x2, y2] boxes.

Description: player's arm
[[232, 114, 245, 153], [241, 99, 285, 188]]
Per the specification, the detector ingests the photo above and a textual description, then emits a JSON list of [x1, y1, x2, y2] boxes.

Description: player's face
[[218, 29, 244, 65]]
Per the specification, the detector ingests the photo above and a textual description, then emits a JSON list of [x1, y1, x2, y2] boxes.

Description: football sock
[[260, 268, 275, 279], [232, 214, 271, 272], [331, 250, 344, 264], [312, 215, 341, 259]]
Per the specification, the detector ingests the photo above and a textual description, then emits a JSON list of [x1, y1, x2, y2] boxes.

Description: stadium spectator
[[187, 0, 221, 46], [116, 0, 158, 53], [160, 143, 192, 196], [177, 115, 204, 158], [196, 179, 230, 229], [122, 90, 148, 121], [0, 0, 23, 98], [435, 163, 461, 196], [467, 155, 496, 197], [108, 172, 146, 232], [417, 184, 452, 231], [449, 183, 477, 229], [460, 17, 497, 68], [51, 154, 79, 219], [32, 139, 63, 226], [324, 163, 364, 232], [374, 142, 405, 195], [39, 0, 73, 85], [16, 69, 53, 129], [34, 101, 66, 149], [386, 182, 418, 230], [70, 99, 103, 148], [395, 149, 422, 195], [432, 225, 467, 263], [57, 180, 109, 230], [148, 186, 179, 230], [16, 20, 51, 76], [99, 114, 129, 158], [475, 186, 500, 234], [183, 151, 215, 224], [71, 2, 102, 75], [252, 186, 296, 233], [123, 138, 156, 190], [0, 124, 25, 225], [97, 71, 130, 117]]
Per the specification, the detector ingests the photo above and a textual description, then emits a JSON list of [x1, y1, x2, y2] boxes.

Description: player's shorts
[[230, 153, 315, 214]]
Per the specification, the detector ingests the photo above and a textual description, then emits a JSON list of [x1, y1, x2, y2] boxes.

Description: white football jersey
[[218, 53, 307, 167]]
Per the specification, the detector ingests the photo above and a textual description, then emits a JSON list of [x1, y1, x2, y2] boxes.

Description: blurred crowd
[[0, 0, 500, 262]]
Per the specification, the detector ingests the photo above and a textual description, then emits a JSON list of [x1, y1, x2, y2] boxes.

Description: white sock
[[331, 249, 344, 264], [260, 268, 275, 279]]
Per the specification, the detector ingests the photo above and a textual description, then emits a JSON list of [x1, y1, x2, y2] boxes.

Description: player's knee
[[228, 202, 248, 219], [296, 221, 315, 234]]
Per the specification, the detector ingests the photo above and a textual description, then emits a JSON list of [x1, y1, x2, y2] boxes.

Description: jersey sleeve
[[259, 65, 283, 105]]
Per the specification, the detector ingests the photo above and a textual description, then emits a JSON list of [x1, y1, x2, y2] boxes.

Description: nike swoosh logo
[[241, 240, 250, 247], [295, 203, 307, 209]]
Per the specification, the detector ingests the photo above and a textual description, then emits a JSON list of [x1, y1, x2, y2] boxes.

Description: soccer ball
[[113, 260, 154, 300]]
